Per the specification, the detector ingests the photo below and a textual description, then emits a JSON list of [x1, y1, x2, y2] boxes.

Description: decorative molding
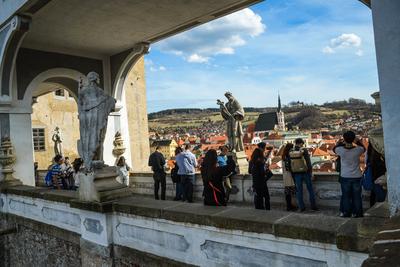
[[201, 240, 328, 267], [116, 223, 190, 252], [42, 207, 81, 228], [0, 15, 30, 98], [8, 198, 39, 217], [83, 218, 104, 234]]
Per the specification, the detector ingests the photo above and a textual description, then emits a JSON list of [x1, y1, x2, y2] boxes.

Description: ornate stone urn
[[0, 137, 22, 187]]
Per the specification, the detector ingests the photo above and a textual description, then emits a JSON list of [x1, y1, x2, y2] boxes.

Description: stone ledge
[[274, 213, 348, 244], [1, 185, 383, 253]]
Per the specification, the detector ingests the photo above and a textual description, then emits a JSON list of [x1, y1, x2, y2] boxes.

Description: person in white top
[[334, 131, 365, 218]]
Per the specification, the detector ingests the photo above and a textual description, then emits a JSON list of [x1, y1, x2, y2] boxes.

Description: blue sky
[[145, 0, 378, 113]]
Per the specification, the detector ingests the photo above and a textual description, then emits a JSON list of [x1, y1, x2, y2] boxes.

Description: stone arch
[[23, 68, 85, 107], [111, 42, 149, 101]]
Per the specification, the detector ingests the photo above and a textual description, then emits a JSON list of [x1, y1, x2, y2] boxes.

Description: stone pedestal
[[231, 151, 249, 174], [78, 166, 132, 202]]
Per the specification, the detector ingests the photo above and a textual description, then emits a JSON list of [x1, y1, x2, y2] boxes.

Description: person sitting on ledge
[[201, 149, 235, 206], [51, 155, 66, 190]]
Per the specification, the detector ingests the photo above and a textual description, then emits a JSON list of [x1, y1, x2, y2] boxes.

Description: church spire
[[278, 94, 282, 112]]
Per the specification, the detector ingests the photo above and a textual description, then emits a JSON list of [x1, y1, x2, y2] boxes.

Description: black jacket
[[148, 151, 165, 173], [251, 160, 268, 190], [202, 166, 230, 206]]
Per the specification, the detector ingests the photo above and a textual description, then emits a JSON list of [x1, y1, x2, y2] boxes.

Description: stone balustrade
[[130, 172, 370, 209], [0, 185, 383, 266]]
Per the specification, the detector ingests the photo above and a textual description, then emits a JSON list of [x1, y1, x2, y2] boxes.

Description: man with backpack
[[288, 138, 318, 212], [148, 146, 167, 200], [334, 131, 365, 217]]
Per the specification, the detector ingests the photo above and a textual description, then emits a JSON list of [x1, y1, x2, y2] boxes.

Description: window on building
[[54, 89, 65, 97], [32, 128, 45, 151]]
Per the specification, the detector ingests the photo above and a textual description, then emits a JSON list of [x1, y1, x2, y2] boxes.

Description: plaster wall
[[31, 91, 80, 169]]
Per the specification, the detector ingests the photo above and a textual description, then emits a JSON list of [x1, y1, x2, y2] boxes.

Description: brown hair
[[201, 149, 218, 182], [281, 143, 294, 160]]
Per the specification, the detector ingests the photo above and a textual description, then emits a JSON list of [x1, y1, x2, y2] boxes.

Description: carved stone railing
[[130, 172, 371, 208]]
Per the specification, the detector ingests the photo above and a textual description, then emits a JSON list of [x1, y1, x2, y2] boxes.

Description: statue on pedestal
[[78, 71, 116, 170], [217, 92, 245, 152], [52, 126, 63, 156], [217, 92, 248, 174]]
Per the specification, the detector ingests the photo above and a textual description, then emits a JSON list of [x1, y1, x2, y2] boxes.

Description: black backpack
[[171, 165, 180, 183]]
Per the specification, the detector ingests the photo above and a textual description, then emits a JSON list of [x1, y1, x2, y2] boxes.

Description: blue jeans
[[181, 174, 195, 202], [175, 182, 184, 200], [294, 173, 316, 210], [340, 177, 363, 217]]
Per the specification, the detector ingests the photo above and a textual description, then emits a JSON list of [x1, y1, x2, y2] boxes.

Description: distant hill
[[148, 107, 276, 120], [148, 98, 377, 132]]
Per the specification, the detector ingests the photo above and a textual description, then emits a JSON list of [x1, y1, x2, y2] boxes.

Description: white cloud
[[155, 8, 265, 63], [322, 46, 335, 54], [145, 59, 167, 72], [187, 54, 209, 63], [323, 33, 363, 56]]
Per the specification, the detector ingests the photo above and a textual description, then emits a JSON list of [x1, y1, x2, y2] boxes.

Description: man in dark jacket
[[288, 138, 317, 212], [148, 146, 166, 200]]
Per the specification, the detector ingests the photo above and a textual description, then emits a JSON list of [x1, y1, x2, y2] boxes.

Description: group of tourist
[[149, 130, 387, 217], [45, 155, 83, 190], [45, 154, 131, 190]]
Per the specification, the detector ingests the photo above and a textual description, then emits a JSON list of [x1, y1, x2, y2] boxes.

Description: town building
[[254, 95, 286, 137], [150, 139, 178, 160]]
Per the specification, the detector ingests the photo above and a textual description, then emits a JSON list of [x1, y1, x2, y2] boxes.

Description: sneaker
[[300, 208, 306, 212], [311, 206, 319, 211]]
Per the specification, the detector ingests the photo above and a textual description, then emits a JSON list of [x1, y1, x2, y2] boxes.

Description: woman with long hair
[[201, 149, 234, 206], [250, 148, 271, 210], [281, 143, 297, 211]]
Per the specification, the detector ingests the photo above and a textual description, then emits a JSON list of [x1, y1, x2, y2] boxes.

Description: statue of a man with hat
[[217, 92, 245, 152]]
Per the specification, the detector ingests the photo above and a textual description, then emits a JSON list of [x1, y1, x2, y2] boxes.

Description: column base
[[78, 166, 133, 203], [231, 151, 249, 174]]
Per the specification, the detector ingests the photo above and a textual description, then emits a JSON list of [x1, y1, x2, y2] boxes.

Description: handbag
[[361, 164, 373, 191]]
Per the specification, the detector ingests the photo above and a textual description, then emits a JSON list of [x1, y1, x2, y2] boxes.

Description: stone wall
[[130, 172, 371, 208], [0, 188, 375, 267]]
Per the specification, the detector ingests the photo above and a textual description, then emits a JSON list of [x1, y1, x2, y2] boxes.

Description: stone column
[[371, 0, 400, 216], [8, 113, 35, 185]]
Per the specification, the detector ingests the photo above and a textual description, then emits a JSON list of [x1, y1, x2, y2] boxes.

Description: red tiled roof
[[313, 148, 330, 157]]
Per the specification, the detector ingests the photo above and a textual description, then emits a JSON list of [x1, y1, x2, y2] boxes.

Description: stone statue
[[51, 127, 62, 156], [78, 71, 116, 170], [217, 92, 245, 152]]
